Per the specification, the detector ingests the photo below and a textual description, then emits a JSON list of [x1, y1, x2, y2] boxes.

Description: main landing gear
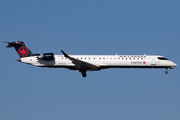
[[165, 68, 168, 74], [80, 67, 87, 78]]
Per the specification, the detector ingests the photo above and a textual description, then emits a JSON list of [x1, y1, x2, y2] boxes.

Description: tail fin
[[6, 41, 39, 57]]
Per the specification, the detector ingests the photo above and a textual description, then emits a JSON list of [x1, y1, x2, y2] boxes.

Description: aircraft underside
[[40, 65, 174, 77]]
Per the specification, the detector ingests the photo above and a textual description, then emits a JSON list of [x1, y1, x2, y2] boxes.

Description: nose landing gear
[[165, 68, 168, 74]]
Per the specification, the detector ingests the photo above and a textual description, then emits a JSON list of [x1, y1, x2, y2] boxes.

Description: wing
[[61, 50, 100, 70]]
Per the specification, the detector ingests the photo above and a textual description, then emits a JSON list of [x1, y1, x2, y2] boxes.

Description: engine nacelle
[[38, 53, 54, 60]]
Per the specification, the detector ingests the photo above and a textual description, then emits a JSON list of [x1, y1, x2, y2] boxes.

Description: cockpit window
[[158, 57, 169, 60]]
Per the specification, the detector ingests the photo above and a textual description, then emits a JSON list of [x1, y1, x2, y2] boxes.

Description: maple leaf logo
[[18, 47, 29, 57], [20, 48, 27, 54]]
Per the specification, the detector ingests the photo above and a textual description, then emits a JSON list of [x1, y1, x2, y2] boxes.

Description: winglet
[[61, 50, 69, 57]]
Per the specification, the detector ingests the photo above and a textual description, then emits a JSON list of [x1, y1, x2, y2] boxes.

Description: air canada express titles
[[131, 62, 143, 64]]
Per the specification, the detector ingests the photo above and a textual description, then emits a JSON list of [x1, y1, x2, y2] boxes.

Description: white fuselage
[[19, 55, 177, 71], [7, 41, 177, 77]]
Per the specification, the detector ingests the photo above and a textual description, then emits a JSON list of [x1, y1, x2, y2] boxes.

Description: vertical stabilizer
[[6, 41, 39, 57]]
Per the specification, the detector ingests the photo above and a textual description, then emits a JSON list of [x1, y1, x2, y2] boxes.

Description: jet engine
[[38, 53, 54, 60]]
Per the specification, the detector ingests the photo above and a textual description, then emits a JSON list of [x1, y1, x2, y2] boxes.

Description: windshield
[[158, 57, 169, 60]]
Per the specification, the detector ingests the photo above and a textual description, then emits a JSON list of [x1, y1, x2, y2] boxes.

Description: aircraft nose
[[169, 61, 177, 69], [174, 63, 177, 67], [170, 62, 177, 69]]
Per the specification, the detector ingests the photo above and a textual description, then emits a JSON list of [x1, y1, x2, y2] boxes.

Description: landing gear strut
[[80, 67, 87, 78], [165, 68, 168, 74]]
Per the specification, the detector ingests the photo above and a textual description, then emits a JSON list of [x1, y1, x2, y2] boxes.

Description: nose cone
[[170, 62, 177, 69], [174, 63, 177, 67]]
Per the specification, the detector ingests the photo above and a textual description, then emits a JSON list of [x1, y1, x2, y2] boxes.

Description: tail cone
[[17, 58, 21, 62]]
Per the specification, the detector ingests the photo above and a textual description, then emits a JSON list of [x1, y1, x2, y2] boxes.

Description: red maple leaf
[[20, 48, 27, 54]]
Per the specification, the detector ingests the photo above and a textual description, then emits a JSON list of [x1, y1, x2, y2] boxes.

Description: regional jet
[[6, 41, 177, 77]]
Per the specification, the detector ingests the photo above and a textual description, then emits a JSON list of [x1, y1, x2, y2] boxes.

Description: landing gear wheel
[[81, 71, 87, 77], [80, 67, 87, 78], [165, 68, 168, 74]]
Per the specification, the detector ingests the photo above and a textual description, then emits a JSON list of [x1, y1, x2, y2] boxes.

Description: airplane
[[6, 41, 177, 77]]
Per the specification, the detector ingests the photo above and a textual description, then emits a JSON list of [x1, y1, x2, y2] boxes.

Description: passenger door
[[151, 59, 156, 65]]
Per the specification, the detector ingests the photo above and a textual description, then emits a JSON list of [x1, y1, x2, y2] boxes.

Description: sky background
[[0, 0, 180, 120]]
